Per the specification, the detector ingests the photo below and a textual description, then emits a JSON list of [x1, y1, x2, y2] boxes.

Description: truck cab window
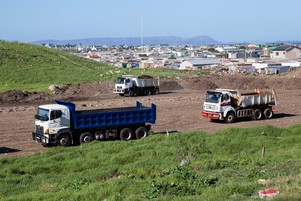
[[35, 108, 49, 121], [50, 110, 62, 120], [222, 94, 230, 102], [205, 92, 221, 103], [116, 78, 125, 84]]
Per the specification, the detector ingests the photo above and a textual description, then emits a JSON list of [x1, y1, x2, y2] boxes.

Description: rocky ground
[[1, 68, 301, 157]]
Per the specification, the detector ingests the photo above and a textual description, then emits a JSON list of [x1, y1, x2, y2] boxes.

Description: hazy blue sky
[[0, 0, 300, 43]]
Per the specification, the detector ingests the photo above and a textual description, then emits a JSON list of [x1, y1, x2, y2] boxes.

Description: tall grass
[[0, 41, 208, 92], [1, 124, 301, 200]]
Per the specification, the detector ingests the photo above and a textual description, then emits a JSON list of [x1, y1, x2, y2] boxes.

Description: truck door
[[220, 93, 231, 112], [49, 109, 70, 134], [49, 110, 62, 134], [125, 78, 132, 89]]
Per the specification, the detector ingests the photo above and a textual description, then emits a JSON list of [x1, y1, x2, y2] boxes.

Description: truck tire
[[129, 90, 135, 97], [80, 132, 94, 144], [225, 112, 235, 123], [254, 109, 263, 120], [144, 89, 151, 96], [135, 127, 148, 139], [57, 134, 71, 147], [264, 108, 273, 119], [152, 88, 159, 95], [120, 128, 133, 141]]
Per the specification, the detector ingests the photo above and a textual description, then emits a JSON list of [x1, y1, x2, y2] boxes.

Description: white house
[[179, 59, 221, 70]]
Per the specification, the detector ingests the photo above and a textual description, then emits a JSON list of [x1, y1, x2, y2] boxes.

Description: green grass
[[1, 124, 301, 200], [0, 41, 208, 92]]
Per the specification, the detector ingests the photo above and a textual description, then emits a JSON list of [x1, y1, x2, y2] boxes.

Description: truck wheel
[[129, 90, 135, 97], [135, 127, 148, 139], [80, 132, 94, 144], [120, 128, 133, 141], [254, 109, 263, 120], [152, 88, 159, 95], [119, 94, 124, 97], [57, 134, 71, 147], [264, 108, 273, 119], [225, 112, 235, 123], [144, 89, 151, 96]]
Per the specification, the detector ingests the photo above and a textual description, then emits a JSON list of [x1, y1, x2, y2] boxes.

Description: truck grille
[[114, 86, 123, 93], [35, 125, 44, 134], [205, 105, 218, 110]]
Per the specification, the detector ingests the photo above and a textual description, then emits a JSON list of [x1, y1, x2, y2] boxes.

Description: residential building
[[179, 59, 220, 70], [271, 46, 300, 59]]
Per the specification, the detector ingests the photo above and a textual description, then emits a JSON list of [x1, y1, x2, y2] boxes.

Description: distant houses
[[41, 42, 301, 74]]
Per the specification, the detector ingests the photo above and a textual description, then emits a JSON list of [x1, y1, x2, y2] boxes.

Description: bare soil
[[1, 69, 301, 158]]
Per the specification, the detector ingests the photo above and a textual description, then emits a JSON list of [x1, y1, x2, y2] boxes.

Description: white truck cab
[[203, 89, 238, 120], [114, 75, 134, 95], [33, 104, 70, 144]]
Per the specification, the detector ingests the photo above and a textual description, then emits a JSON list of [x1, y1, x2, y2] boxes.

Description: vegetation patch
[[1, 124, 301, 200]]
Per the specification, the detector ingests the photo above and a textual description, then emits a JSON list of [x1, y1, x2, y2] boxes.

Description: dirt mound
[[285, 67, 301, 78], [177, 77, 217, 90], [216, 76, 270, 90], [206, 75, 301, 90], [0, 90, 28, 102], [160, 80, 183, 91], [0, 90, 52, 104], [52, 81, 114, 96]]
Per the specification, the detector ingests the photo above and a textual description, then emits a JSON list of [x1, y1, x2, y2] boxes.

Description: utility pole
[[244, 41, 247, 62], [140, 14, 144, 49]]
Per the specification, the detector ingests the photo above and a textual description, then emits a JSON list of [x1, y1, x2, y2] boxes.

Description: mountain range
[[32, 35, 220, 46]]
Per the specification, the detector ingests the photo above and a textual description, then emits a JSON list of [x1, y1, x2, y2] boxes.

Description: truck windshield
[[35, 108, 49, 121], [116, 77, 125, 84], [205, 92, 221, 103]]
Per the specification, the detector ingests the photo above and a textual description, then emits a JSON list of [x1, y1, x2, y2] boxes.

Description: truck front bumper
[[113, 88, 128, 94], [202, 111, 220, 119], [32, 132, 50, 144], [113, 89, 123, 93]]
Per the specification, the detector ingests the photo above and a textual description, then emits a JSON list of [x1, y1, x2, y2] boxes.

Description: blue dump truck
[[32, 100, 156, 146]]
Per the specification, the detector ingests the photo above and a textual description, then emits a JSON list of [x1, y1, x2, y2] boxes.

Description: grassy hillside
[[0, 41, 112, 92], [1, 124, 301, 200], [0, 41, 207, 92]]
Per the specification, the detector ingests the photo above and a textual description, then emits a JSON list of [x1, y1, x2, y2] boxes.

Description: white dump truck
[[202, 89, 279, 123], [114, 75, 160, 96]]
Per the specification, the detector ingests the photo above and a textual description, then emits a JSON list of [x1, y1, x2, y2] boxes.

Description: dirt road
[[1, 84, 300, 158]]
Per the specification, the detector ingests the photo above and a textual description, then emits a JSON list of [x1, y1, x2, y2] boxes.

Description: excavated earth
[[1, 69, 301, 157]]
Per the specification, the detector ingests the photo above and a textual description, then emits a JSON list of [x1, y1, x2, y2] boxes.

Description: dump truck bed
[[135, 78, 160, 87], [239, 90, 277, 107], [55, 100, 156, 129]]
